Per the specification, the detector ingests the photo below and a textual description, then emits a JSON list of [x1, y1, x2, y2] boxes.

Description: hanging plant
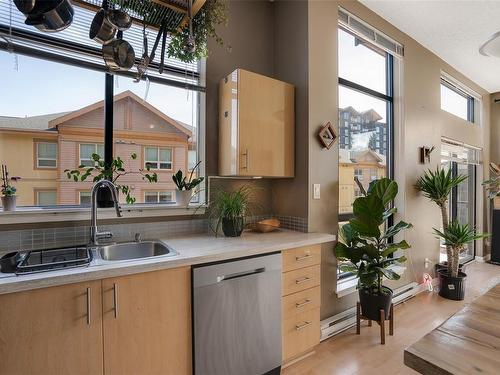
[[167, 0, 229, 63]]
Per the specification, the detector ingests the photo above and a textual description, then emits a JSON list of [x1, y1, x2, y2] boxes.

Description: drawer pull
[[295, 299, 312, 308], [86, 287, 91, 325], [295, 321, 312, 331], [295, 254, 311, 262], [295, 276, 311, 284]]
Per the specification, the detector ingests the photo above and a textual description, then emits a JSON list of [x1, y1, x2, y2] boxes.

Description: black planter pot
[[435, 262, 463, 274], [438, 270, 467, 301], [222, 217, 244, 237], [358, 286, 393, 321]]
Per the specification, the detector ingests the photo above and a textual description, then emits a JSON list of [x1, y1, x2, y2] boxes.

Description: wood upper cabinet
[[101, 267, 192, 375], [0, 280, 103, 375], [219, 69, 295, 177]]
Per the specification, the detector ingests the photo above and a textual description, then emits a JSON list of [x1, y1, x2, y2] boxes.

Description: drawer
[[282, 307, 320, 362], [282, 286, 320, 320], [282, 265, 320, 296], [283, 245, 321, 272]]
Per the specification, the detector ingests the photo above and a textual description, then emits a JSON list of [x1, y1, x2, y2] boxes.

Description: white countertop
[[0, 230, 335, 295]]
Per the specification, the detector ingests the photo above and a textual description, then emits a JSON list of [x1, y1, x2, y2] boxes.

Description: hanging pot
[[107, 9, 132, 31], [24, 0, 74, 33], [13, 0, 36, 14], [102, 31, 135, 71], [89, 8, 116, 45]]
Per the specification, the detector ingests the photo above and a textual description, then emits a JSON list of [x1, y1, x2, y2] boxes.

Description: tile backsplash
[[0, 215, 308, 257]]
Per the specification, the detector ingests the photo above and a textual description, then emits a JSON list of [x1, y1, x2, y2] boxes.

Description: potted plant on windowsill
[[65, 153, 158, 206], [172, 161, 204, 207], [415, 168, 468, 291], [206, 185, 254, 237], [433, 221, 489, 300], [1, 164, 21, 212], [334, 178, 413, 321]]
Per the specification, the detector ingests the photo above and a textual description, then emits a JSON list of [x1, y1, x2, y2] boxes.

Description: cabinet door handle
[[86, 287, 91, 325], [295, 299, 312, 308], [295, 276, 311, 284], [295, 321, 312, 331], [295, 253, 311, 262], [241, 149, 249, 170], [113, 283, 118, 319]]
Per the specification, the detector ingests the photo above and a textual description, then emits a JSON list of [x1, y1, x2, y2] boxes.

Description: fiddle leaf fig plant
[[64, 153, 158, 204], [334, 178, 413, 295]]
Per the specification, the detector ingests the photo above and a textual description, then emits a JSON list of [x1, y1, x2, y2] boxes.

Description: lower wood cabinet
[[0, 280, 104, 375], [102, 267, 192, 375], [0, 267, 191, 375]]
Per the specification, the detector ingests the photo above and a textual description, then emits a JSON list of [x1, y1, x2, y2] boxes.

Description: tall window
[[0, 2, 203, 209], [338, 27, 394, 220]]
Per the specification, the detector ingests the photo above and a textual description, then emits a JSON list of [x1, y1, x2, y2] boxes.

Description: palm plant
[[434, 221, 489, 277], [334, 178, 413, 295], [415, 167, 467, 268]]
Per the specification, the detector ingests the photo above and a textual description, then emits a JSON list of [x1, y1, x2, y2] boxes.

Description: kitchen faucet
[[90, 180, 122, 246]]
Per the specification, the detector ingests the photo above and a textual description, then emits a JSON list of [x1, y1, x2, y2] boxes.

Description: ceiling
[[359, 0, 500, 93]]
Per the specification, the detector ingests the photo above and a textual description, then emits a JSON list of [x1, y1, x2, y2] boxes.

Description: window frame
[[440, 78, 475, 123], [79, 143, 104, 168], [144, 146, 174, 171], [35, 140, 58, 169], [34, 189, 57, 206], [144, 190, 174, 204]]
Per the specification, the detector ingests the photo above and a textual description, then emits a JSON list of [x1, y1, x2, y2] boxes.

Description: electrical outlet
[[424, 257, 430, 268], [313, 184, 321, 199]]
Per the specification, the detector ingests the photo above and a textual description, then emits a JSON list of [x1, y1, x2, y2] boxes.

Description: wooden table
[[404, 283, 500, 375]]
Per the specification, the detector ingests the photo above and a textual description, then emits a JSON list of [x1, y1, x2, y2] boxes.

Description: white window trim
[[144, 146, 173, 171], [35, 190, 57, 206], [144, 191, 174, 204], [79, 143, 104, 167], [36, 142, 57, 169]]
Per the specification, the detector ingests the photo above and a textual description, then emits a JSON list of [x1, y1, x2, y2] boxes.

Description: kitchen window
[[144, 191, 173, 204], [36, 142, 57, 168], [35, 190, 57, 206], [0, 1, 204, 215], [80, 144, 104, 167], [144, 147, 173, 170]]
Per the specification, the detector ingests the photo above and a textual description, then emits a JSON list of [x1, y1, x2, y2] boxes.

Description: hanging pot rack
[[73, 0, 206, 32]]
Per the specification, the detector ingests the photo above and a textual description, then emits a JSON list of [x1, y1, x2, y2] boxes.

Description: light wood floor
[[282, 261, 500, 375]]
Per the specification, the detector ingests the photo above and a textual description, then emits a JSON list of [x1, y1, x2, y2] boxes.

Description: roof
[[49, 91, 192, 137], [0, 112, 69, 131], [339, 148, 387, 166]]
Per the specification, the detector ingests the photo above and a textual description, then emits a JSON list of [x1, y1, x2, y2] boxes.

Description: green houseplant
[[415, 167, 469, 299], [65, 153, 158, 206], [206, 185, 253, 237], [172, 161, 204, 207], [334, 178, 412, 320], [1, 164, 21, 212]]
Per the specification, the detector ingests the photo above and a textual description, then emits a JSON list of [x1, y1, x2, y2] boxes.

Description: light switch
[[313, 184, 321, 199]]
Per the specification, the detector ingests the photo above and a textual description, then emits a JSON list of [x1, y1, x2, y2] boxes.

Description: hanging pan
[[102, 30, 135, 71]]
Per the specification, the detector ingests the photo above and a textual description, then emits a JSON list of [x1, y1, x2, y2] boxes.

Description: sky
[[0, 50, 198, 126]]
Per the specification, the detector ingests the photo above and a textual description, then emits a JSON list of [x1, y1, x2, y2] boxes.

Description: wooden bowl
[[254, 218, 281, 233]]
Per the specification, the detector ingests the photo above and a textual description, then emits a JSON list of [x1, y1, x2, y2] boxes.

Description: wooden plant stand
[[356, 302, 394, 345]]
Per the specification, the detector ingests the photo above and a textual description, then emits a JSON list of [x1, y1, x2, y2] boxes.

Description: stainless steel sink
[[98, 241, 177, 261]]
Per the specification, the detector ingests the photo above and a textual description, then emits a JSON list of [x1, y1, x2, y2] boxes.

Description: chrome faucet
[[90, 180, 122, 246]]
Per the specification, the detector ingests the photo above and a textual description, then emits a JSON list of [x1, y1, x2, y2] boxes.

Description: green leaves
[[350, 194, 384, 237], [383, 221, 413, 239], [433, 221, 489, 248], [416, 167, 468, 206], [370, 178, 398, 206], [172, 161, 204, 191]]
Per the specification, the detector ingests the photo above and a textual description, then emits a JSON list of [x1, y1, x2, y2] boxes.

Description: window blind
[[0, 0, 203, 91], [338, 7, 404, 58], [441, 137, 482, 165]]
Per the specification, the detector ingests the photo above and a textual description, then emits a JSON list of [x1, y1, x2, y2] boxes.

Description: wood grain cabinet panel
[[0, 281, 103, 375], [282, 264, 321, 296], [282, 245, 321, 272], [282, 286, 321, 321], [282, 307, 321, 362], [219, 69, 295, 177], [102, 267, 192, 375]]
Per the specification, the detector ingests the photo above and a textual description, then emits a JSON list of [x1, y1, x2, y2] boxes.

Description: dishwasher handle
[[216, 267, 266, 283]]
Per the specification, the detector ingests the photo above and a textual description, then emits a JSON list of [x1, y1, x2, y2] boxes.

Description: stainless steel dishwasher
[[193, 252, 282, 375]]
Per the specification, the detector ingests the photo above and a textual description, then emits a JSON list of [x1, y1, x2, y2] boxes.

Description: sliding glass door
[[440, 161, 476, 263]]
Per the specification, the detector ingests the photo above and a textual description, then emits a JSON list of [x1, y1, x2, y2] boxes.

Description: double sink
[[97, 241, 178, 261]]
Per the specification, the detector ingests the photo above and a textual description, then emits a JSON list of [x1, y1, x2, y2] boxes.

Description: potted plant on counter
[[433, 221, 488, 300], [206, 185, 254, 237], [172, 161, 204, 207], [1, 164, 21, 212], [334, 178, 413, 321], [65, 153, 158, 206]]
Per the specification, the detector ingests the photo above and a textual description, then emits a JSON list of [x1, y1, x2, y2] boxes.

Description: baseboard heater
[[320, 282, 419, 341]]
